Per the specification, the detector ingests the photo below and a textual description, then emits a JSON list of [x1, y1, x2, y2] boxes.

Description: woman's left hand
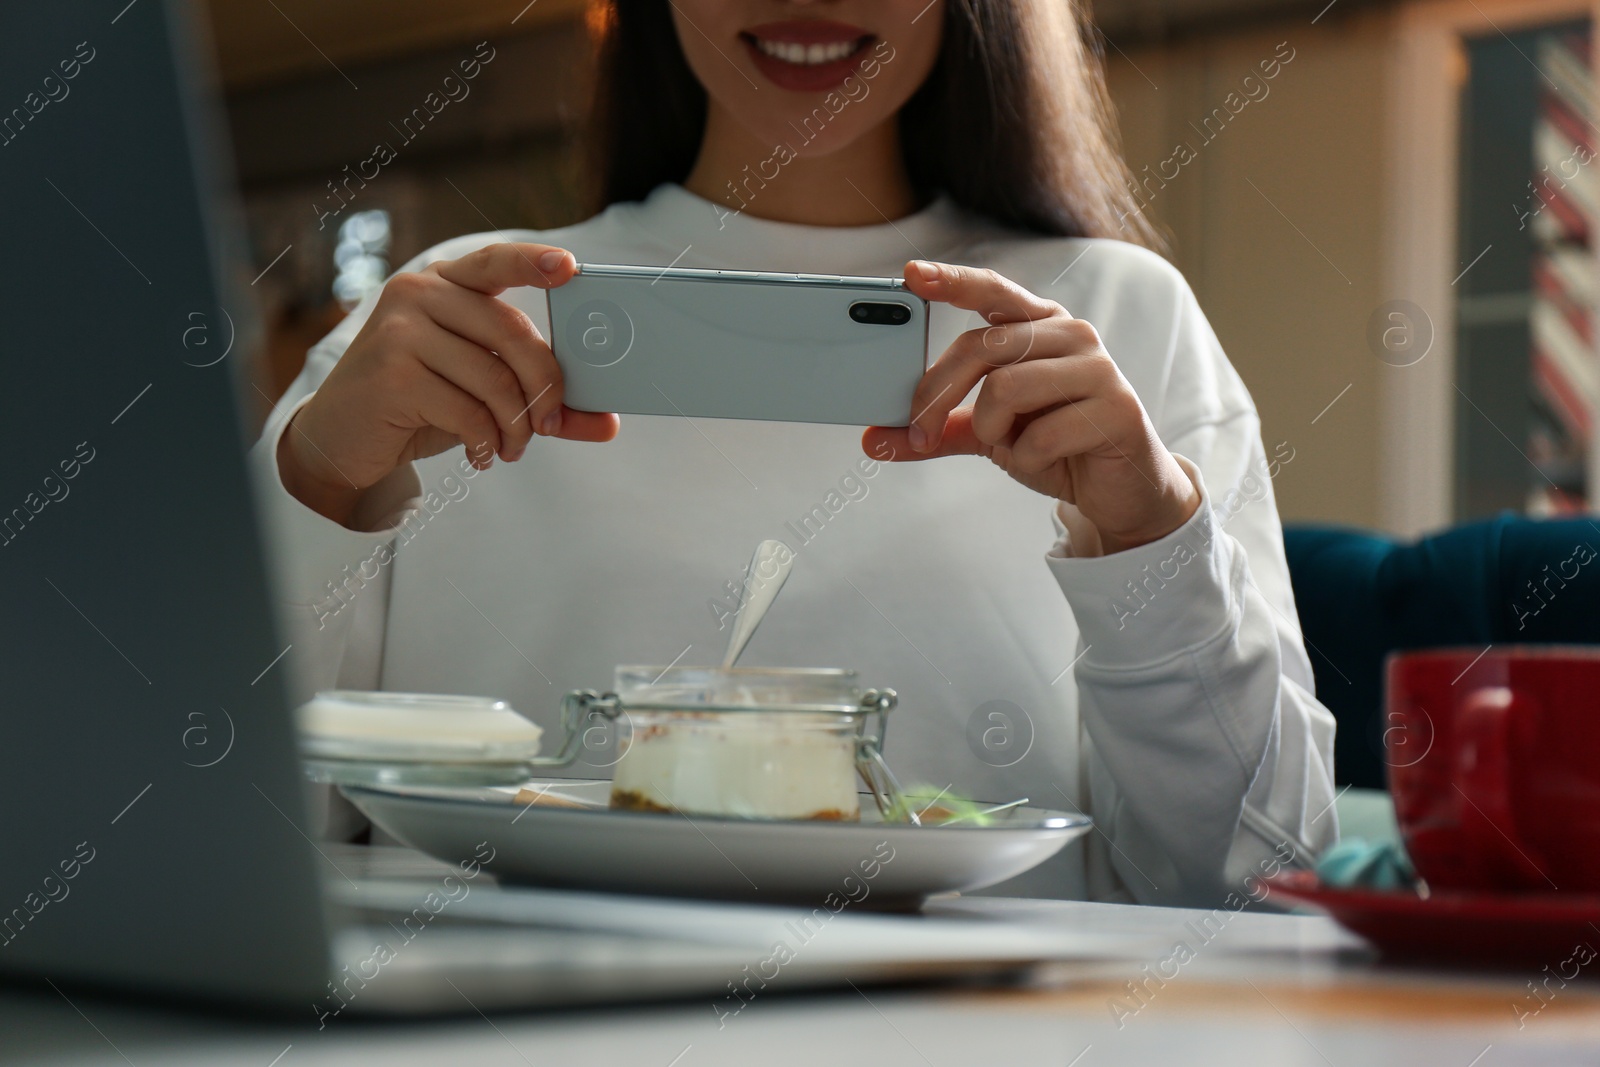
[[862, 260, 1201, 555]]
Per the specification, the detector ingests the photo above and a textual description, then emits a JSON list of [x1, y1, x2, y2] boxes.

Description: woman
[[258, 0, 1336, 906]]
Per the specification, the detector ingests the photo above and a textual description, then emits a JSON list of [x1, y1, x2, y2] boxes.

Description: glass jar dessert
[[561, 666, 907, 822]]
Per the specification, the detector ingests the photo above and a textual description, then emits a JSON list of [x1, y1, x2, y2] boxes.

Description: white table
[[8, 853, 1599, 1066]]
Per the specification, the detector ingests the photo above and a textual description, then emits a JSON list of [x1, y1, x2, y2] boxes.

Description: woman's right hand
[[276, 242, 618, 526]]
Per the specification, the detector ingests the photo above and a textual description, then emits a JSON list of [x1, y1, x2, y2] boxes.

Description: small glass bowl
[[297, 690, 545, 787]]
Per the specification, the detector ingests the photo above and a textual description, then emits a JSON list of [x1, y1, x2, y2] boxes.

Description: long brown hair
[[583, 0, 1160, 249]]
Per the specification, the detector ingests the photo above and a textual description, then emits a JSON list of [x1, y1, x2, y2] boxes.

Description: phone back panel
[[546, 267, 929, 426]]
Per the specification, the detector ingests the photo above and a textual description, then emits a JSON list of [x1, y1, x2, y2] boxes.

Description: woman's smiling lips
[[740, 20, 875, 93]]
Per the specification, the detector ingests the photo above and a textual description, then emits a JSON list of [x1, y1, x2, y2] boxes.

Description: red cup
[[1386, 646, 1600, 893]]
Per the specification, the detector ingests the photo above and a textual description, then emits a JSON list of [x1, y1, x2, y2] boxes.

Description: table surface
[[7, 848, 1600, 1067]]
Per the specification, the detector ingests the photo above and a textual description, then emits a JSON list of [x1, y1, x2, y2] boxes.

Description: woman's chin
[[733, 116, 872, 165]]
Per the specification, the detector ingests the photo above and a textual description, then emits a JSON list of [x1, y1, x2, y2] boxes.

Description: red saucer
[[1266, 869, 1600, 966]]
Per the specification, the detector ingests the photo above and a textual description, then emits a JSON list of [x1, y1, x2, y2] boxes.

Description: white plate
[[343, 779, 1091, 907]]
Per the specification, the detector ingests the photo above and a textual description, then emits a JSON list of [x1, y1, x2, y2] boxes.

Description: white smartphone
[[545, 264, 929, 426]]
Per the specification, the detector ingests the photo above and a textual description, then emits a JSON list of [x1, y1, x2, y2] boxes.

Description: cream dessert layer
[[610, 714, 860, 820]]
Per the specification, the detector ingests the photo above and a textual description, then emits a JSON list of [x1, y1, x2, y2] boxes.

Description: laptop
[[0, 0, 1119, 1015]]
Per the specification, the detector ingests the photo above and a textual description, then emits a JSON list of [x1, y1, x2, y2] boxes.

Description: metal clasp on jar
[[854, 688, 917, 824], [529, 689, 624, 767]]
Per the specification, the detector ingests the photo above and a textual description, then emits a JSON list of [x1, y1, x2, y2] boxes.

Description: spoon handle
[[721, 539, 794, 669]]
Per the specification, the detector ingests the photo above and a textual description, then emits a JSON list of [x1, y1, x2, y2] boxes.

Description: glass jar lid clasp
[[527, 689, 623, 767]]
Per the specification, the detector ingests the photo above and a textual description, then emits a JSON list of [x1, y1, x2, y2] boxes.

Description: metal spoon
[[720, 539, 795, 669]]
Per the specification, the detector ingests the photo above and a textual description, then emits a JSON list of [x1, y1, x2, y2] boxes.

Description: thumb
[[862, 407, 985, 462]]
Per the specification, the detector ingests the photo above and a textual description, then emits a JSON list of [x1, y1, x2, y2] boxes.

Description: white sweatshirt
[[252, 183, 1337, 906]]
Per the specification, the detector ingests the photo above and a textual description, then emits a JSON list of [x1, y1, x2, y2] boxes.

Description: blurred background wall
[[208, 0, 1600, 537]]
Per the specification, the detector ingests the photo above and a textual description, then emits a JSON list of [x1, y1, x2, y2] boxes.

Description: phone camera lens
[[849, 301, 911, 326]]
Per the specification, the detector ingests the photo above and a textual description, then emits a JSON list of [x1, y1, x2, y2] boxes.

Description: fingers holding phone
[[277, 242, 619, 527], [864, 259, 1200, 554]]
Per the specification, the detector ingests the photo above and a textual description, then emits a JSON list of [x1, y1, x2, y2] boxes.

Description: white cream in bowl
[[604, 667, 872, 822], [297, 690, 543, 760], [609, 712, 861, 820]]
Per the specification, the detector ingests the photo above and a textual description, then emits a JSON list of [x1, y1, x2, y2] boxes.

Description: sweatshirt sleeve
[[245, 239, 467, 711], [1046, 261, 1339, 907], [247, 393, 420, 711]]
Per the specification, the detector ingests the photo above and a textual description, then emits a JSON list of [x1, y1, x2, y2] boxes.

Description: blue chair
[[1282, 514, 1600, 789]]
